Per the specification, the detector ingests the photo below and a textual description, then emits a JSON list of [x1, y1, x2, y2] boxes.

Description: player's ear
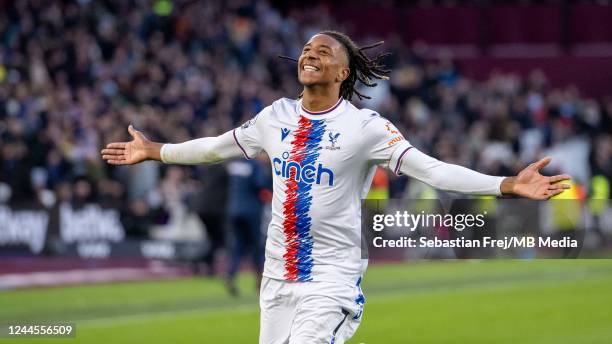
[[337, 67, 349, 83]]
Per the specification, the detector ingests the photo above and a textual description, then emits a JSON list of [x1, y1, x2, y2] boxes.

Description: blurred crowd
[[0, 0, 610, 241]]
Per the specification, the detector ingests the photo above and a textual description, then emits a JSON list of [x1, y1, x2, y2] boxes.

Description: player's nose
[[303, 50, 319, 60]]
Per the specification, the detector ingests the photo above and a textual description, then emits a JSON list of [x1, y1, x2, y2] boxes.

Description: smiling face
[[297, 34, 350, 90]]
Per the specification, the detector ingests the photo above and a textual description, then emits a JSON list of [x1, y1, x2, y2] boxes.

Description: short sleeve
[[232, 106, 271, 159], [364, 114, 413, 175]]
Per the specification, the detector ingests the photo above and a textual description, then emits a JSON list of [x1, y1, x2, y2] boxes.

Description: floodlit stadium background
[[1, 1, 611, 343]]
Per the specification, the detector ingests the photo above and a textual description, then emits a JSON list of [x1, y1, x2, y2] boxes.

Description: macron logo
[[281, 128, 291, 141]]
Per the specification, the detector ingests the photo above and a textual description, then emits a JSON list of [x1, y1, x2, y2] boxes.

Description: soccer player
[[101, 31, 571, 344]]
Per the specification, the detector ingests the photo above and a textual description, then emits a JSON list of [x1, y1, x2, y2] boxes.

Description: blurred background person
[[225, 156, 270, 296], [189, 163, 229, 276]]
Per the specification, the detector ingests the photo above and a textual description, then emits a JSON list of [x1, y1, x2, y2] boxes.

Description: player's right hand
[[101, 125, 154, 165]]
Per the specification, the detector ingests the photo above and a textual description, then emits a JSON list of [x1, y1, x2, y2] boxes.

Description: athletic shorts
[[259, 276, 365, 344]]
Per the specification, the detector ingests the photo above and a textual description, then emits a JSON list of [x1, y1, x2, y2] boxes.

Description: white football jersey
[[233, 97, 412, 285]]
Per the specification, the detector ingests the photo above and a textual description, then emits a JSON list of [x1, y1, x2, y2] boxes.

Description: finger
[[102, 154, 125, 160], [101, 148, 125, 155], [106, 142, 127, 149], [548, 183, 571, 190], [546, 189, 565, 199], [549, 174, 571, 183], [101, 154, 123, 160], [106, 159, 128, 165], [128, 124, 139, 138], [531, 156, 552, 171]]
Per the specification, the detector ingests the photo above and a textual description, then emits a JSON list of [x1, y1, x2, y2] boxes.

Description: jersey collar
[[297, 97, 346, 120]]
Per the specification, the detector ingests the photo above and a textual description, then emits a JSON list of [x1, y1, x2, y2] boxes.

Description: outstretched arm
[[398, 148, 570, 199], [101, 125, 242, 165]]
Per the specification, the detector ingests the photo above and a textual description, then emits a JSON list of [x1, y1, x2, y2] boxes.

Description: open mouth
[[303, 64, 320, 72]]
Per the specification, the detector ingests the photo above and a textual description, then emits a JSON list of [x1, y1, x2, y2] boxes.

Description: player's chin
[[298, 72, 323, 86], [298, 75, 313, 85]]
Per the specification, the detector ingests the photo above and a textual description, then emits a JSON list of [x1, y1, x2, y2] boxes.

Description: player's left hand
[[503, 157, 571, 200]]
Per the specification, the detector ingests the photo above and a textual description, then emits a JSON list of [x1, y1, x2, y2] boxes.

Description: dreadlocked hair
[[319, 30, 391, 101]]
